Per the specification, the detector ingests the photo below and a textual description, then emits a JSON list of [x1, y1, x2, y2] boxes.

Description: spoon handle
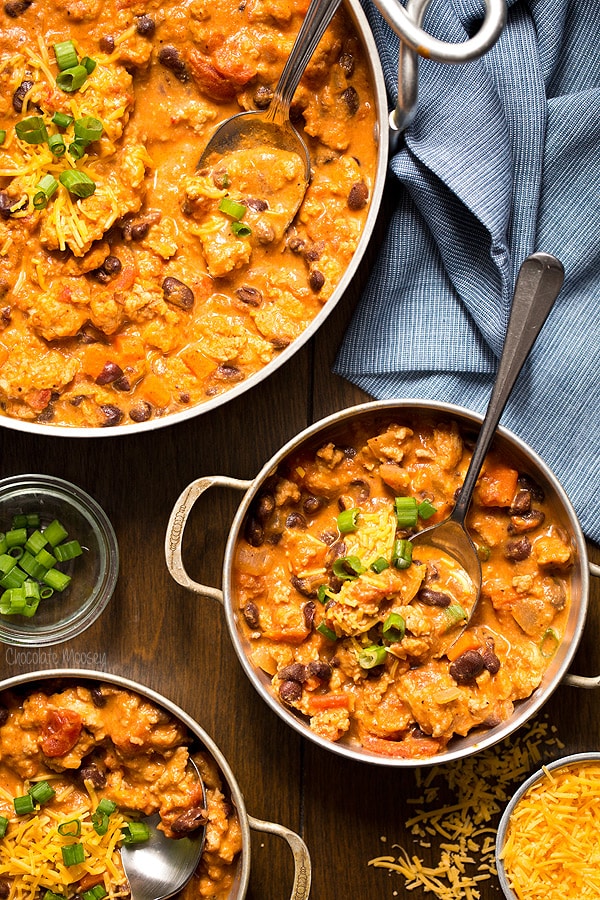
[[451, 252, 565, 525], [267, 0, 342, 120]]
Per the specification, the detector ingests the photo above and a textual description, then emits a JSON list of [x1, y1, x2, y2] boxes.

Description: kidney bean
[[286, 511, 307, 529], [235, 285, 262, 306], [242, 602, 260, 629], [13, 79, 33, 114], [342, 86, 359, 115], [95, 361, 124, 385], [309, 270, 325, 292], [158, 45, 189, 82], [162, 276, 194, 310], [303, 601, 316, 630], [279, 680, 302, 704], [100, 404, 124, 427], [505, 537, 531, 561], [417, 587, 452, 607], [308, 660, 332, 681], [4, 0, 32, 17], [279, 663, 308, 683], [135, 14, 155, 37], [129, 401, 152, 423], [253, 85, 273, 108], [449, 650, 485, 685], [348, 182, 369, 211], [79, 763, 106, 788], [99, 35, 115, 53], [171, 806, 208, 834]]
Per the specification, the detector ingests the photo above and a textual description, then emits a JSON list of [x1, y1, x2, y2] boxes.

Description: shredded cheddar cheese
[[368, 717, 566, 900], [499, 760, 600, 899]]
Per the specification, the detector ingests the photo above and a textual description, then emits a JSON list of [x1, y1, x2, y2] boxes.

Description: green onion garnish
[[56, 64, 89, 93], [370, 556, 389, 573], [96, 798, 118, 815], [68, 140, 88, 160], [74, 116, 103, 143], [53, 39, 78, 71], [444, 603, 468, 629], [417, 499, 437, 520], [358, 644, 387, 669], [19, 551, 48, 580], [332, 555, 366, 580], [58, 818, 81, 837], [14, 794, 35, 815], [40, 586, 54, 599], [0, 130, 6, 145], [392, 538, 413, 569], [28, 780, 56, 804], [13, 514, 40, 528], [0, 815, 8, 837], [59, 169, 96, 197], [382, 612, 405, 644], [54, 540, 82, 562], [43, 892, 66, 900], [82, 887, 107, 900], [394, 496, 418, 529], [6, 528, 27, 548], [42, 567, 71, 592], [336, 507, 360, 534], [540, 627, 560, 658], [61, 842, 85, 866], [218, 196, 246, 220], [43, 519, 68, 547], [231, 221, 251, 236], [316, 584, 337, 604], [91, 811, 109, 835], [24, 529, 48, 555], [52, 111, 74, 129], [316, 622, 337, 642], [80, 56, 97, 75], [48, 133, 66, 157], [0, 554, 16, 576], [121, 821, 151, 844], [15, 116, 48, 145]]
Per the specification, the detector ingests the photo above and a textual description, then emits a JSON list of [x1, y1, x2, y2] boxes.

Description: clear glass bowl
[[0, 474, 118, 646]]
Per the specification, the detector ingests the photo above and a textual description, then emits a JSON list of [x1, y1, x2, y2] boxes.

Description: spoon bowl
[[411, 252, 565, 648], [197, 0, 342, 228], [120, 758, 207, 900]]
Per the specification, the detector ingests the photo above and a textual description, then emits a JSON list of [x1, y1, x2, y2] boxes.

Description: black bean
[[504, 537, 531, 561], [95, 361, 124, 385], [510, 489, 531, 516], [162, 276, 194, 310], [36, 404, 55, 423], [304, 243, 323, 262], [286, 511, 307, 529], [245, 516, 264, 547], [99, 35, 115, 53], [307, 660, 332, 681], [341, 86, 359, 115], [279, 680, 302, 703], [93, 269, 112, 285], [253, 85, 273, 109], [309, 270, 325, 292], [328, 575, 343, 593], [243, 197, 269, 212], [508, 509, 545, 534], [158, 45, 189, 83], [348, 181, 369, 211], [518, 473, 545, 501], [417, 587, 452, 607], [113, 375, 131, 392], [481, 644, 501, 675], [290, 574, 317, 598], [129, 401, 152, 423], [171, 806, 208, 835], [90, 686, 107, 707], [242, 602, 260, 629], [235, 285, 262, 306], [303, 601, 316, 630], [279, 663, 307, 684], [135, 14, 155, 37], [0, 306, 10, 323], [79, 764, 106, 788], [0, 706, 8, 726], [216, 364, 244, 381], [100, 404, 124, 427], [320, 530, 338, 545], [287, 236, 305, 254], [449, 649, 485, 685], [303, 495, 323, 515], [0, 193, 12, 220], [4, 0, 32, 17], [0, 878, 10, 899], [338, 51, 355, 77], [12, 79, 33, 114]]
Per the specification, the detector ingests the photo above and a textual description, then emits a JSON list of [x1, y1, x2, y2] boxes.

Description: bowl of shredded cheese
[[496, 751, 600, 900]]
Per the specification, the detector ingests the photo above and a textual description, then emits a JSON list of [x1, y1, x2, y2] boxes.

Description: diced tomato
[[187, 50, 239, 102], [40, 709, 83, 757]]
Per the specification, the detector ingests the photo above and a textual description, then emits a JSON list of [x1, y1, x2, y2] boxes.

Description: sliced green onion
[[58, 818, 81, 837], [22, 595, 40, 617], [0, 555, 17, 576], [43, 892, 66, 900], [40, 586, 54, 599], [540, 627, 560, 658], [370, 556, 389, 574], [417, 499, 437, 520], [61, 842, 85, 866], [13, 513, 40, 528], [0, 534, 6, 555], [82, 887, 107, 900], [382, 612, 405, 644], [68, 140, 88, 160], [0, 130, 5, 145], [74, 116, 103, 143], [59, 169, 96, 197], [121, 821, 150, 844], [0, 566, 27, 589], [43, 519, 68, 547], [337, 507, 360, 534], [6, 528, 27, 548], [231, 221, 251, 237], [392, 538, 413, 569], [15, 116, 48, 145], [394, 496, 418, 529], [0, 587, 27, 615], [56, 64, 89, 93], [317, 584, 337, 604], [42, 567, 71, 592], [48, 133, 66, 157], [444, 603, 468, 630], [218, 197, 246, 220], [332, 555, 366, 580], [24, 529, 48, 555], [54, 39, 79, 71], [91, 811, 109, 835], [96, 798, 118, 815], [80, 56, 97, 75], [19, 551, 48, 580], [54, 540, 82, 562], [316, 622, 337, 642], [8, 546, 24, 559], [52, 111, 74, 129], [0, 815, 8, 837], [28, 780, 56, 804], [35, 545, 56, 568], [14, 793, 35, 815], [24, 579, 41, 600], [357, 644, 387, 669]]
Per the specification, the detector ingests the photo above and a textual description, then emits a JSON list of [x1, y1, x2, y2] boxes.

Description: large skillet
[[0, 668, 311, 900], [165, 399, 600, 767]]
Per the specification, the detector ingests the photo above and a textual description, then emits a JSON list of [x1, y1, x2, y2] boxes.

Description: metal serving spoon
[[197, 0, 341, 224], [411, 253, 565, 642], [120, 758, 207, 900]]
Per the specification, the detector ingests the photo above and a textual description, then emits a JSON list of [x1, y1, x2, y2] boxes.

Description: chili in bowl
[[166, 400, 598, 766]]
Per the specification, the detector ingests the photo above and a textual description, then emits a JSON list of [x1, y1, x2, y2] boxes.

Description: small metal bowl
[[496, 751, 600, 898], [0, 474, 118, 645]]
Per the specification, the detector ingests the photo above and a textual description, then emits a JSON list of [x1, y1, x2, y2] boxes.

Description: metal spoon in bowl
[[197, 0, 342, 227], [410, 253, 565, 648], [120, 758, 207, 900]]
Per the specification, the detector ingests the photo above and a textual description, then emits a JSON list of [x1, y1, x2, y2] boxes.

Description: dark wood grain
[[0, 211, 598, 899]]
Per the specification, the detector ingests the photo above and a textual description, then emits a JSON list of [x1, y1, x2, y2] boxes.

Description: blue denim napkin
[[335, 0, 600, 543]]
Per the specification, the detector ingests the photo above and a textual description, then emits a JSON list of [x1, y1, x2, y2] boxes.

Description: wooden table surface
[[0, 197, 598, 900]]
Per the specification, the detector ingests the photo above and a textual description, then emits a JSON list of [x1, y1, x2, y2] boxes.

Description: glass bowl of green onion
[[0, 474, 118, 645]]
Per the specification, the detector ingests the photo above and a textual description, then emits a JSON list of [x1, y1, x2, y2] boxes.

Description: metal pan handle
[[164, 475, 251, 602], [563, 561, 600, 689], [248, 815, 311, 900]]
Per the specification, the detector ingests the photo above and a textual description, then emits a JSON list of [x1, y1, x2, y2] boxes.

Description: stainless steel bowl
[[0, 668, 311, 900], [166, 399, 600, 767]]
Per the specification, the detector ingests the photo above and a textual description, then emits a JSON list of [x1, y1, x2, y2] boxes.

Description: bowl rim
[[495, 750, 600, 899], [0, 474, 119, 646], [221, 398, 590, 767], [0, 0, 389, 440]]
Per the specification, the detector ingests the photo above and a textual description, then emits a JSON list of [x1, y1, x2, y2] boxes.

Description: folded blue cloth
[[334, 0, 600, 543]]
